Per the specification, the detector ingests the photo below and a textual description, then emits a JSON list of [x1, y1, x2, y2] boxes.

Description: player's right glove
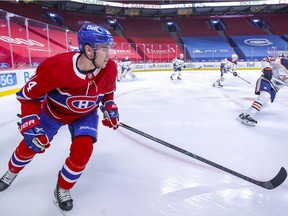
[[233, 71, 238, 76], [100, 101, 119, 130], [263, 67, 272, 80], [18, 114, 50, 153]]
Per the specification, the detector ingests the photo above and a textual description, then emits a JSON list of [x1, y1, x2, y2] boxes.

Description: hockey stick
[[236, 75, 251, 84], [183, 65, 201, 70], [272, 76, 288, 87], [229, 71, 251, 84], [119, 122, 287, 190]]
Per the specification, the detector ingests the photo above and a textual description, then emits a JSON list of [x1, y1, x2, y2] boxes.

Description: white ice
[[0, 70, 288, 216]]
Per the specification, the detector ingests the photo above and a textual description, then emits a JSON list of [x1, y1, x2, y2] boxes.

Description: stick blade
[[261, 167, 287, 189]]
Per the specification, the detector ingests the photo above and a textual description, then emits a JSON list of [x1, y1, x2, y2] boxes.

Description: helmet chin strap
[[83, 50, 98, 70]]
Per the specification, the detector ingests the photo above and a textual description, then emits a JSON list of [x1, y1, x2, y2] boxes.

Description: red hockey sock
[[58, 136, 94, 190], [8, 140, 37, 173]]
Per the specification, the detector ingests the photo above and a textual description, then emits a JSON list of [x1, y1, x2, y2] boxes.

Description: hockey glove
[[100, 101, 119, 130], [263, 67, 272, 80], [18, 114, 50, 153], [233, 71, 238, 76], [182, 65, 186, 68]]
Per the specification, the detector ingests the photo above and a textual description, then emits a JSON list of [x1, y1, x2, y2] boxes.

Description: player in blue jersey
[[212, 54, 238, 87], [237, 56, 288, 126]]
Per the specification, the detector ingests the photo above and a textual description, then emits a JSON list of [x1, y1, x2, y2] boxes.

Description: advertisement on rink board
[[0, 69, 35, 97], [132, 61, 261, 72], [0, 61, 261, 96]]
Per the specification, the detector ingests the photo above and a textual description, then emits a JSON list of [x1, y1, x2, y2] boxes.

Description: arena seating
[[258, 14, 288, 36], [1, 1, 288, 64], [221, 17, 268, 36], [117, 17, 182, 62], [175, 17, 219, 37]]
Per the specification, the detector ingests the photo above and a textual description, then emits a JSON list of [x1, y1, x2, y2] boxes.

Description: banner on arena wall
[[113, 41, 142, 60], [181, 36, 234, 61], [230, 35, 288, 60], [129, 37, 183, 61], [141, 44, 181, 60], [0, 19, 67, 66]]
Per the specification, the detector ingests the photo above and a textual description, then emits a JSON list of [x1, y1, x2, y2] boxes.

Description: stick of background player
[[170, 53, 186, 80], [228, 71, 251, 84], [237, 55, 288, 127], [212, 54, 239, 88], [0, 24, 120, 215]]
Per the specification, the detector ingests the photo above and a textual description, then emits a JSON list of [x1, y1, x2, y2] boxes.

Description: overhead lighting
[[125, 8, 140, 16], [177, 8, 193, 15], [212, 19, 219, 24]]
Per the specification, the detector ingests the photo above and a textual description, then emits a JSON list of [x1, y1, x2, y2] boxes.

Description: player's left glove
[[233, 71, 238, 76], [182, 65, 186, 68], [100, 101, 119, 130]]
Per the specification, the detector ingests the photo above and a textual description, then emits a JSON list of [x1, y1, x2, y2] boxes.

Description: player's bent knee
[[255, 91, 272, 108], [258, 91, 271, 104]]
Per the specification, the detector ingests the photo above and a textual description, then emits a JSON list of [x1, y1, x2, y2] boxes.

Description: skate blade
[[236, 117, 257, 127], [53, 198, 72, 216], [212, 84, 222, 88]]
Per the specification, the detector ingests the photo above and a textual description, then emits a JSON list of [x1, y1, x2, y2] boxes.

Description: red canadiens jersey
[[16, 52, 117, 124]]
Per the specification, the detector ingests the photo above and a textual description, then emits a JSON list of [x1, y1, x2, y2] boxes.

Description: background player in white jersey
[[113, 56, 122, 81], [237, 56, 288, 126], [170, 53, 186, 80], [212, 54, 238, 87], [119, 56, 137, 81]]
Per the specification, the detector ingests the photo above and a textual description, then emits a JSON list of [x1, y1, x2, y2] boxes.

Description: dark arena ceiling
[[23, 0, 288, 17]]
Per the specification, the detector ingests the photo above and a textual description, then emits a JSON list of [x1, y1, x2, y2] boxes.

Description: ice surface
[[0, 70, 287, 216]]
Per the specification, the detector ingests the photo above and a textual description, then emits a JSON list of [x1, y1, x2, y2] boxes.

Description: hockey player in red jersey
[[0, 24, 119, 214]]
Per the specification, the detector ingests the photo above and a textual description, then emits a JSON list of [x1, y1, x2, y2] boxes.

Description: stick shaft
[[119, 122, 286, 189], [236, 75, 251, 84]]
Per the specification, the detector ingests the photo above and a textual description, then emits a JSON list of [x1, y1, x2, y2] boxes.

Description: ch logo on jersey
[[66, 96, 98, 113]]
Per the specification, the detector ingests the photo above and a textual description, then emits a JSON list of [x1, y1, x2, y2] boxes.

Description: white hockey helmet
[[231, 54, 238, 60], [179, 53, 184, 59]]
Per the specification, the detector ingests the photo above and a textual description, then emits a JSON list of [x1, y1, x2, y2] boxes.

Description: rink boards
[[0, 62, 262, 97]]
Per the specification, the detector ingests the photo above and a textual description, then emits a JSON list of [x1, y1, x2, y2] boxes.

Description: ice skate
[[170, 75, 173, 80], [212, 83, 223, 88], [53, 183, 73, 216], [236, 113, 257, 127], [0, 170, 18, 192], [177, 76, 182, 80]]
